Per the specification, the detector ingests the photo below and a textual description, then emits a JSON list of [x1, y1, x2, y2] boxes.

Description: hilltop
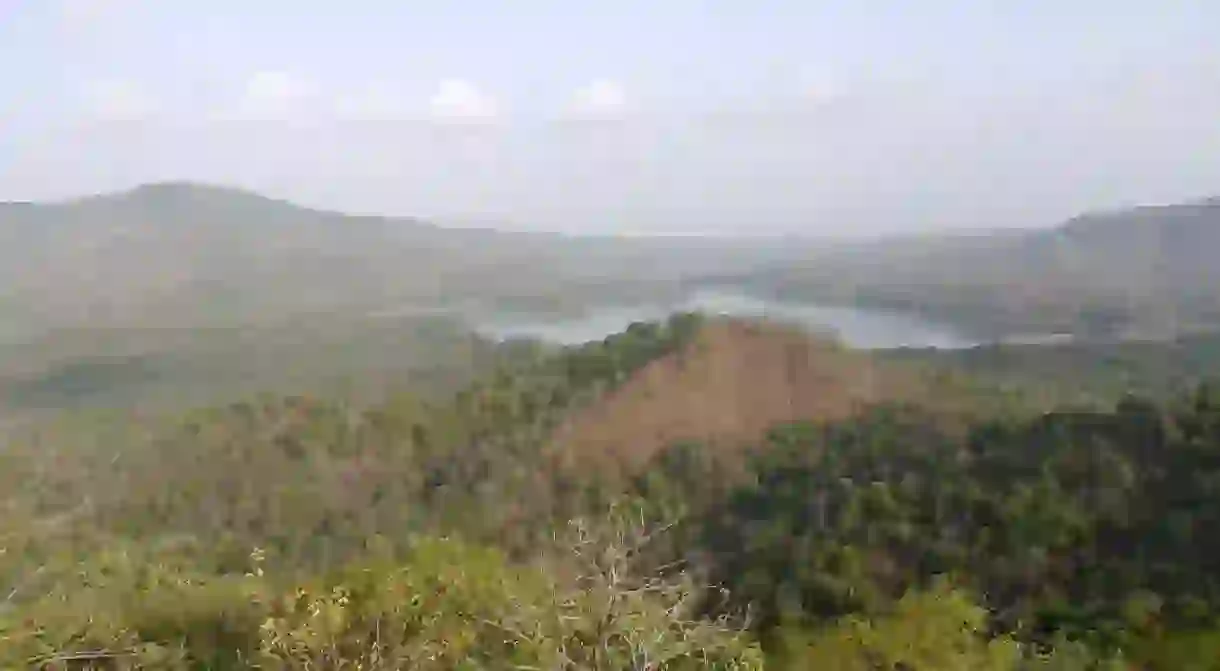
[[547, 317, 973, 469], [0, 182, 788, 337], [727, 195, 1220, 340]]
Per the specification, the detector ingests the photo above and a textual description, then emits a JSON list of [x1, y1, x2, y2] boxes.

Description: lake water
[[472, 290, 980, 350]]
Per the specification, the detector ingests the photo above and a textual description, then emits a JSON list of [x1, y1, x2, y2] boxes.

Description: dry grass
[[549, 318, 932, 469]]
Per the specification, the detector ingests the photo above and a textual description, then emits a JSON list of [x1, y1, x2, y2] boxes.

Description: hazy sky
[[1, 0, 1218, 235]]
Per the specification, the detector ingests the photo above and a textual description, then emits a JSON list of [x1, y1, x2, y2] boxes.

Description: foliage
[[659, 390, 1220, 667], [772, 581, 1022, 670], [9, 315, 1220, 668], [888, 333, 1220, 408], [1, 520, 762, 670]]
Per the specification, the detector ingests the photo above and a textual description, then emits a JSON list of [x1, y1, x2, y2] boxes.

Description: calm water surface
[[473, 290, 979, 350]]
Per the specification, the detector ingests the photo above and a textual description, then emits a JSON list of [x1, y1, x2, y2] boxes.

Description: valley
[[7, 0, 1220, 664], [5, 184, 1220, 669]]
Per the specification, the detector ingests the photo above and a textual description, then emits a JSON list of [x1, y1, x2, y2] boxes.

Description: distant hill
[[0, 183, 815, 415], [2, 183, 419, 329], [886, 330, 1220, 408], [0, 182, 785, 337], [1052, 197, 1220, 298], [730, 196, 1220, 340]]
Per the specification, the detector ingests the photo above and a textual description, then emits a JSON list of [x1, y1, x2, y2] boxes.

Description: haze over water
[[475, 289, 979, 350]]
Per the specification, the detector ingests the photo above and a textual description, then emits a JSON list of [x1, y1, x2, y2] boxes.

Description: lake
[[472, 290, 981, 350]]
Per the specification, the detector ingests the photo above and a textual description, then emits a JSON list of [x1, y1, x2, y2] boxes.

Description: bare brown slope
[[548, 318, 935, 469]]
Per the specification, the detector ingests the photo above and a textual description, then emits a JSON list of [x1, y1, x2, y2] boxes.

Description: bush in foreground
[[2, 515, 761, 670]]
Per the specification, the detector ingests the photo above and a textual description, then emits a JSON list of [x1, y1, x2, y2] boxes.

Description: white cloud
[[227, 71, 316, 120], [80, 79, 159, 120], [55, 0, 131, 28], [567, 79, 629, 119], [429, 79, 499, 123], [333, 82, 412, 120]]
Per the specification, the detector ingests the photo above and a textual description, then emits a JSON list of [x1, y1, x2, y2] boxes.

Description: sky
[[1, 0, 1218, 236]]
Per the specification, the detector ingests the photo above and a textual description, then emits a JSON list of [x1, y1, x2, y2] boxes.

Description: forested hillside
[[549, 318, 991, 471], [0, 182, 787, 338], [0, 313, 502, 414], [887, 332, 1220, 408], [6, 315, 1220, 668]]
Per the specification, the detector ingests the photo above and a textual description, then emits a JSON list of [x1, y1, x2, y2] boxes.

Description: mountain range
[[0, 182, 794, 337], [3, 182, 1219, 342]]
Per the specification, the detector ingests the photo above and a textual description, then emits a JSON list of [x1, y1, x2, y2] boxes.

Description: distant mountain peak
[[61, 182, 334, 228], [119, 181, 286, 205], [130, 180, 213, 193]]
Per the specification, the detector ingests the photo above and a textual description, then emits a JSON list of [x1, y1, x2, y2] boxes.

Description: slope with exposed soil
[[548, 318, 945, 468]]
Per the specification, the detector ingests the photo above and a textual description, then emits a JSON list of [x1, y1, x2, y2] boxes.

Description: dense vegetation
[[643, 395, 1220, 664], [887, 332, 1220, 408], [6, 314, 1220, 668], [0, 314, 505, 414]]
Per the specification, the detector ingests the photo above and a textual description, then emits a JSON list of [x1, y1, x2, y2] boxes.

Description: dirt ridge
[[549, 317, 927, 467]]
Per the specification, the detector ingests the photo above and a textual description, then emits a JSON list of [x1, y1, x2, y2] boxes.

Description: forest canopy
[[4, 315, 1220, 668]]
